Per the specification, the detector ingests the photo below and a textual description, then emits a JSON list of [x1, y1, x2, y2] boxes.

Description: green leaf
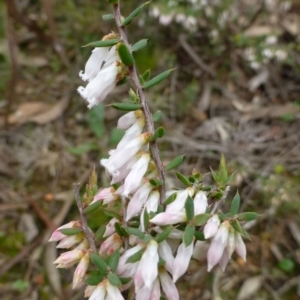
[[119, 277, 132, 285], [84, 201, 102, 214], [124, 227, 145, 239], [83, 39, 120, 48], [108, 250, 120, 272], [101, 208, 122, 219], [102, 14, 114, 21], [278, 258, 295, 273], [231, 191, 240, 215], [143, 209, 150, 229], [111, 103, 142, 111], [192, 213, 211, 226], [114, 223, 127, 237], [155, 225, 173, 243], [194, 231, 205, 241], [175, 172, 190, 187], [116, 77, 128, 86], [126, 249, 144, 263], [149, 178, 163, 187], [109, 128, 125, 146], [143, 234, 152, 243], [218, 168, 227, 184], [210, 167, 218, 183], [185, 196, 194, 221], [153, 111, 162, 122], [132, 39, 148, 52], [183, 225, 195, 246], [143, 69, 174, 89], [90, 253, 108, 272], [59, 228, 82, 236], [149, 127, 165, 141], [164, 192, 177, 205], [165, 155, 186, 171], [85, 274, 104, 286], [238, 212, 259, 221], [107, 273, 122, 287], [118, 43, 135, 67], [67, 142, 98, 155], [122, 2, 151, 26], [95, 224, 106, 241], [157, 204, 164, 213]]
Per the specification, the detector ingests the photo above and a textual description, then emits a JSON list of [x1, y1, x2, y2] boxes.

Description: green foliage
[[118, 44, 135, 67], [83, 39, 120, 47], [111, 103, 142, 111], [183, 225, 195, 246], [165, 155, 186, 171], [143, 69, 175, 89], [122, 2, 151, 26], [59, 228, 82, 235], [132, 39, 148, 52], [185, 196, 194, 221], [155, 225, 173, 243], [88, 105, 105, 138]]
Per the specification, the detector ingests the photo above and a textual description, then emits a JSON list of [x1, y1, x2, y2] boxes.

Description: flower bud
[[204, 215, 220, 239]]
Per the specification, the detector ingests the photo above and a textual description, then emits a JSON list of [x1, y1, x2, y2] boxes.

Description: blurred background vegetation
[[1, 0, 300, 299]]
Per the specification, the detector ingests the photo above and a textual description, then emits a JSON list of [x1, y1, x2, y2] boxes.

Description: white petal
[[193, 191, 208, 215], [166, 190, 188, 213], [159, 269, 179, 300], [235, 233, 246, 261], [158, 240, 174, 274], [106, 282, 124, 300]]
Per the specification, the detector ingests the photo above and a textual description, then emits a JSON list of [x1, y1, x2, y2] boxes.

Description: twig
[[73, 183, 97, 253], [113, 2, 166, 204], [211, 185, 230, 214]]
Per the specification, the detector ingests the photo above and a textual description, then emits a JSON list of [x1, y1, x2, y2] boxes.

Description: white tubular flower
[[135, 286, 151, 300], [117, 118, 145, 150], [117, 110, 143, 129], [106, 281, 125, 300], [126, 183, 152, 221], [207, 221, 230, 272], [53, 249, 85, 268], [91, 187, 116, 205], [134, 240, 159, 291], [146, 190, 160, 213], [49, 221, 80, 242], [204, 215, 220, 239], [111, 155, 138, 184], [101, 133, 151, 176], [79, 47, 109, 82], [56, 234, 83, 249], [88, 284, 106, 300], [150, 211, 186, 226], [159, 269, 179, 300], [172, 241, 194, 283], [72, 252, 90, 289], [235, 232, 246, 261], [99, 233, 122, 258], [166, 188, 193, 213], [123, 153, 150, 197], [103, 217, 119, 238], [150, 278, 161, 300], [193, 191, 208, 215], [78, 63, 118, 109], [158, 240, 174, 274]]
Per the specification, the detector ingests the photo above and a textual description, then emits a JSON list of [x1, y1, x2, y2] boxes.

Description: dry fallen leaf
[[237, 275, 264, 300]]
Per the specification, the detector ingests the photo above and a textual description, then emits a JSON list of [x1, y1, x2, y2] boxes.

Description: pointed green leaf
[[132, 39, 148, 52], [124, 227, 145, 239], [102, 14, 114, 21], [153, 110, 162, 122], [155, 225, 173, 243], [149, 178, 163, 187], [143, 69, 174, 89], [108, 249, 120, 272], [238, 212, 259, 221], [119, 277, 132, 285], [101, 208, 122, 219], [175, 172, 190, 187], [90, 253, 108, 272], [118, 43, 134, 67], [194, 231, 205, 241], [218, 168, 227, 184], [231, 191, 240, 215], [116, 77, 128, 86], [164, 192, 177, 205], [114, 223, 127, 237], [95, 224, 106, 241], [111, 103, 142, 111], [126, 249, 143, 263], [88, 105, 105, 136], [185, 196, 194, 221], [107, 273, 122, 287], [192, 213, 211, 226], [149, 127, 165, 141], [83, 39, 120, 48], [122, 2, 151, 26], [143, 234, 152, 243], [165, 155, 186, 171], [230, 219, 243, 234], [84, 201, 102, 214], [59, 228, 82, 236], [210, 168, 219, 183], [183, 225, 195, 246], [85, 274, 104, 286], [143, 209, 150, 229]]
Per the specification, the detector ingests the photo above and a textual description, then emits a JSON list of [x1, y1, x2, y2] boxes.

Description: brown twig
[[113, 2, 166, 204], [211, 185, 230, 214], [73, 183, 97, 253]]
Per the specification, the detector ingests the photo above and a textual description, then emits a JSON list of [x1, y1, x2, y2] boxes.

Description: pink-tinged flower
[[88, 283, 106, 300], [150, 278, 161, 300], [116, 244, 144, 276], [111, 155, 138, 184], [136, 286, 151, 300], [79, 47, 113, 82], [159, 268, 179, 300], [73, 252, 90, 289], [158, 240, 174, 274], [166, 188, 194, 213], [134, 240, 159, 291], [193, 191, 208, 215], [49, 221, 81, 242], [172, 241, 194, 283], [126, 183, 152, 221], [99, 233, 122, 258], [118, 110, 144, 130], [56, 234, 83, 249], [91, 187, 117, 205], [150, 211, 186, 226], [207, 221, 230, 272], [146, 190, 160, 213], [204, 215, 220, 239], [123, 153, 150, 197], [235, 232, 246, 261], [106, 281, 124, 300], [78, 63, 118, 109], [101, 133, 151, 176], [103, 218, 119, 238], [117, 118, 145, 150], [54, 249, 85, 268]]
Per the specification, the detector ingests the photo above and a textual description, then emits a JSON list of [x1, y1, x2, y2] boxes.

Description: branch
[[113, 2, 166, 204], [73, 183, 97, 253]]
